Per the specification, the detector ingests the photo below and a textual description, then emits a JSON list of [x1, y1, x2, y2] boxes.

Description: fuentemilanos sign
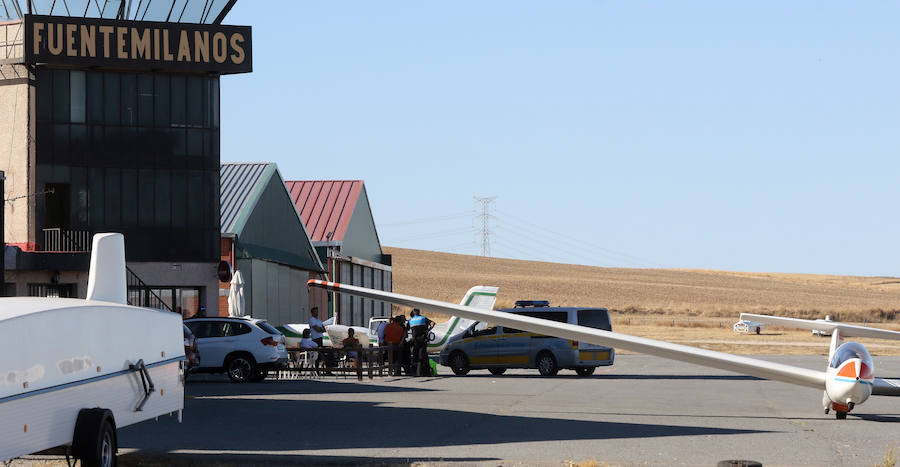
[[24, 15, 252, 74]]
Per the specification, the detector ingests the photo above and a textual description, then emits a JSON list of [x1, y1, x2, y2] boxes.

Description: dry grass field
[[384, 247, 900, 355]]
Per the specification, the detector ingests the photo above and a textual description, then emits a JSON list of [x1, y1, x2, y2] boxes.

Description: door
[[495, 326, 531, 367], [187, 321, 235, 368], [468, 323, 502, 366]]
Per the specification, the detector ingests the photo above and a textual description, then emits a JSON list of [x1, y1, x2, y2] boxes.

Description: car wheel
[[449, 351, 470, 376], [575, 367, 595, 377], [489, 368, 507, 376], [226, 355, 256, 383], [536, 352, 558, 376]]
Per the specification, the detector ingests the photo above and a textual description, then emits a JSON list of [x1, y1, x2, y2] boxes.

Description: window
[[257, 322, 281, 335], [70, 71, 85, 123], [229, 322, 252, 336], [103, 72, 120, 124], [34, 68, 222, 262], [577, 309, 612, 331], [514, 311, 568, 324]]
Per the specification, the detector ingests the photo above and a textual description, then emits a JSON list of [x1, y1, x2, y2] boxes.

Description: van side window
[[577, 309, 611, 331], [472, 326, 498, 338], [503, 327, 524, 334], [515, 311, 568, 323]]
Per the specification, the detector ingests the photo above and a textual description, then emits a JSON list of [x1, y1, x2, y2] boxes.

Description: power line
[[378, 211, 474, 227], [473, 196, 496, 257]]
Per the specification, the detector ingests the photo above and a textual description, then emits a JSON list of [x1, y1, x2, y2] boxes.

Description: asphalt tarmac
[[114, 355, 900, 466]]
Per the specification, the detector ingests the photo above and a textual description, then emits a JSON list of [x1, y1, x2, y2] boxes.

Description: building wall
[[341, 188, 384, 264], [239, 258, 311, 326], [4, 269, 89, 297], [334, 259, 392, 327], [126, 261, 218, 316], [0, 64, 34, 245]]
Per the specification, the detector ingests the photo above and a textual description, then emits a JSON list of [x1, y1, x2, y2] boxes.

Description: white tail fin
[[427, 285, 499, 350], [85, 233, 127, 304], [828, 328, 844, 362]]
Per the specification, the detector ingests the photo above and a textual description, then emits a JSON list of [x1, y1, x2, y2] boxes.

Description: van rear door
[[576, 309, 613, 358]]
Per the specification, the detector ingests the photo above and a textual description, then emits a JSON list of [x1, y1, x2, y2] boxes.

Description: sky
[[219, 2, 900, 277]]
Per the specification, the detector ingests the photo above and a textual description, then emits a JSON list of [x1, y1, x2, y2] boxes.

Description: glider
[[309, 280, 900, 419]]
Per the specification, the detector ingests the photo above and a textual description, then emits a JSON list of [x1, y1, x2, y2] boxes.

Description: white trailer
[[0, 234, 185, 466]]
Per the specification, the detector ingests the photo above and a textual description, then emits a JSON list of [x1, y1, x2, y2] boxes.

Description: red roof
[[284, 180, 364, 243]]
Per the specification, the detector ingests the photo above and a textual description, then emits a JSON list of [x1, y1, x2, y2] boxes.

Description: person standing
[[383, 316, 405, 376], [408, 309, 434, 376], [341, 328, 363, 381], [308, 307, 328, 373]]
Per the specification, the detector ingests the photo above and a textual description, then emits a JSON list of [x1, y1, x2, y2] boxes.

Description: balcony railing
[[41, 228, 92, 252]]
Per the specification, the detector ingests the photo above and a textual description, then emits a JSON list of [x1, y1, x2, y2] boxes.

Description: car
[[183, 324, 201, 372], [439, 303, 615, 377], [184, 317, 288, 382]]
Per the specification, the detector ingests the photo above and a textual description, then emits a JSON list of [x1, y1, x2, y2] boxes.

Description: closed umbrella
[[228, 270, 245, 317]]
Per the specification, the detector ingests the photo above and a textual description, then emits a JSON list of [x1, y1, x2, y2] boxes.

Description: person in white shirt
[[308, 307, 328, 372], [299, 328, 318, 349]]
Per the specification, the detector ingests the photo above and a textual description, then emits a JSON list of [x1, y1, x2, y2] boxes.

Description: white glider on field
[[308, 280, 900, 419]]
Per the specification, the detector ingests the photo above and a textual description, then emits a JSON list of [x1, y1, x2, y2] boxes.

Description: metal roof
[[2, 0, 237, 23], [220, 162, 270, 235], [284, 180, 363, 243]]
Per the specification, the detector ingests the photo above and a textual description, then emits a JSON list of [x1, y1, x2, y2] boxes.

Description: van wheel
[[72, 409, 117, 467], [575, 367, 595, 377], [449, 351, 470, 375], [489, 368, 507, 375], [536, 352, 558, 376], [226, 355, 256, 383]]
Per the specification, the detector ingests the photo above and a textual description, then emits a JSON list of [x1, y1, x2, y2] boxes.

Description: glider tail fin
[[427, 286, 499, 349], [85, 233, 127, 304]]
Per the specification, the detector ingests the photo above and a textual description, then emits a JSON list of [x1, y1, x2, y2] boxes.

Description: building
[[220, 163, 327, 324], [0, 2, 251, 316], [285, 180, 392, 327]]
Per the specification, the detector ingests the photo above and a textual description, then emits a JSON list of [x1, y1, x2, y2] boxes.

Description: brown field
[[384, 247, 900, 355]]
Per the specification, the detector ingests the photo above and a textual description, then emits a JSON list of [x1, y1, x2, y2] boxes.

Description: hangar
[[285, 180, 392, 327], [219, 162, 327, 324]]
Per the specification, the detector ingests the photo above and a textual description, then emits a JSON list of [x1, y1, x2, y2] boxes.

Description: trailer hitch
[[129, 359, 155, 412]]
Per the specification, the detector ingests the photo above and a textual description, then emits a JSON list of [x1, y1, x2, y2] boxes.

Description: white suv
[[184, 317, 288, 382]]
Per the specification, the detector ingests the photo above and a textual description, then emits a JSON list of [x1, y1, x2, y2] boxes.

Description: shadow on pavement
[[459, 373, 763, 381], [119, 452, 499, 466], [119, 397, 771, 457], [850, 413, 900, 423], [186, 379, 438, 397]]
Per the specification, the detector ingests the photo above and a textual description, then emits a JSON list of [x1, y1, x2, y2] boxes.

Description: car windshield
[[829, 342, 873, 369]]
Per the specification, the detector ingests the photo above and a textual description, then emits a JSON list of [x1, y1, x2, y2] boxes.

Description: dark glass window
[[52, 69, 69, 122], [70, 71, 85, 123], [35, 68, 221, 262], [154, 75, 170, 127], [170, 75, 186, 126], [103, 72, 120, 125], [105, 168, 121, 227], [86, 72, 103, 124], [138, 75, 154, 126], [121, 73, 137, 126], [122, 169, 137, 227]]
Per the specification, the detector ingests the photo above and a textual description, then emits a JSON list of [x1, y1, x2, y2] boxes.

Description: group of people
[[297, 306, 436, 378], [376, 308, 435, 377]]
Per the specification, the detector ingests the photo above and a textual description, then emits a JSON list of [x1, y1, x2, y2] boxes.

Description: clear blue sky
[[219, 2, 899, 276]]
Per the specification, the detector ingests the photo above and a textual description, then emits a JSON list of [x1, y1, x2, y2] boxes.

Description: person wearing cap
[[408, 309, 434, 376]]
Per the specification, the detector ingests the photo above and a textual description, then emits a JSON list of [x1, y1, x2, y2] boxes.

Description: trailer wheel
[[72, 408, 117, 467]]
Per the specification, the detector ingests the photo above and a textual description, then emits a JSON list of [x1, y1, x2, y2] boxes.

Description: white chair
[[297, 350, 319, 379]]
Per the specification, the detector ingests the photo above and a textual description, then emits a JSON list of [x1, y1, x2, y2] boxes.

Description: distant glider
[[309, 280, 900, 419]]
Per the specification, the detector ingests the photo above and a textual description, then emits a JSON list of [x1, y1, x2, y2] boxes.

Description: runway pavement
[[114, 355, 900, 466]]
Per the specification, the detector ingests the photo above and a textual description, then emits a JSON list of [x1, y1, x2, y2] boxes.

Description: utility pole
[[473, 196, 496, 257]]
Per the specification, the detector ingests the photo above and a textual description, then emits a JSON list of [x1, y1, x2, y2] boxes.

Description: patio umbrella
[[227, 270, 245, 317]]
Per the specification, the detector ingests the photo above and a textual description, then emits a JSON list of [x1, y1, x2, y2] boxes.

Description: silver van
[[439, 303, 614, 376]]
